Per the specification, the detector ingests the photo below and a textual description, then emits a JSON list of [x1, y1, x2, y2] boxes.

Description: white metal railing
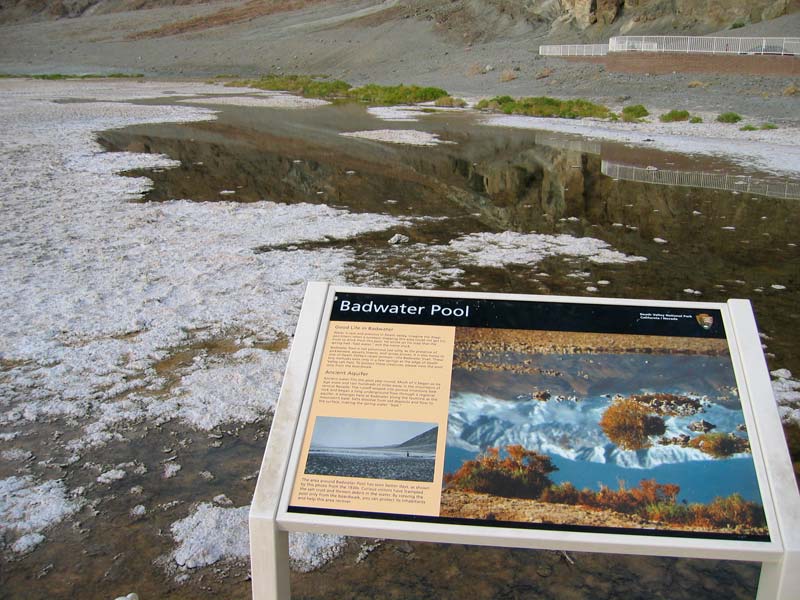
[[608, 36, 800, 56], [539, 44, 609, 57], [601, 161, 800, 200]]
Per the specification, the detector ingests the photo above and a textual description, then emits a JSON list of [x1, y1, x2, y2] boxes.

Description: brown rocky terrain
[[453, 327, 730, 357], [441, 487, 656, 529], [440, 488, 768, 538]]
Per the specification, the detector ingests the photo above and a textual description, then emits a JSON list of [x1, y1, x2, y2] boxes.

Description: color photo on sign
[[304, 417, 437, 483], [441, 326, 767, 540]]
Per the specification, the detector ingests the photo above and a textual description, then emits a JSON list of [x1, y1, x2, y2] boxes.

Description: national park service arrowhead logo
[[696, 313, 714, 330]]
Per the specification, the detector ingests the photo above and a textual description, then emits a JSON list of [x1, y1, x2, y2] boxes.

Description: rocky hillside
[[413, 0, 799, 42], [2, 0, 797, 40]]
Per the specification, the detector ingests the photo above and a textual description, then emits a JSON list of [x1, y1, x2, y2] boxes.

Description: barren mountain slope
[[0, 0, 797, 122], [3, 0, 798, 39]]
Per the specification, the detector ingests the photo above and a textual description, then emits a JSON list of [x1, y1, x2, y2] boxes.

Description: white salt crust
[[0, 80, 406, 454], [0, 79, 406, 568], [772, 369, 800, 425], [0, 475, 82, 555], [341, 129, 454, 146], [179, 94, 329, 109], [170, 502, 346, 572], [444, 231, 646, 266]]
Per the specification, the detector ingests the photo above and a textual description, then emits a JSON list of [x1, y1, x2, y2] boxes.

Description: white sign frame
[[250, 282, 800, 599]]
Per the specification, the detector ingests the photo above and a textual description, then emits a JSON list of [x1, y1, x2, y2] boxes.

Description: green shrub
[[644, 501, 692, 524], [691, 493, 766, 529], [730, 21, 746, 29], [689, 116, 703, 123], [622, 104, 649, 122], [475, 95, 609, 119], [105, 73, 145, 79], [717, 112, 743, 123], [760, 123, 778, 130], [740, 124, 758, 131], [434, 95, 467, 108], [659, 109, 691, 123], [347, 84, 448, 105], [26, 73, 144, 80], [228, 76, 450, 105], [228, 74, 351, 98]]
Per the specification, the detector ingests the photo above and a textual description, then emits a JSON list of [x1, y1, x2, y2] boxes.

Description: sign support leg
[[249, 282, 331, 600], [250, 519, 290, 600], [756, 551, 800, 600]]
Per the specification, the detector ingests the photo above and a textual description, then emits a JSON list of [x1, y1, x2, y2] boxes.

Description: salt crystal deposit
[[341, 129, 453, 146]]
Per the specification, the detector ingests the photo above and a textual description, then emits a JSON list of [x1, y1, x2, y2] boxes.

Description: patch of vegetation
[[1, 73, 145, 80], [730, 20, 746, 29], [717, 112, 743, 124], [659, 109, 691, 123], [475, 95, 610, 119], [230, 76, 449, 105], [621, 104, 649, 122], [688, 433, 750, 458], [687, 80, 707, 89], [689, 116, 703, 124], [784, 84, 799, 96], [760, 123, 778, 130], [444, 445, 557, 499], [445, 445, 767, 532], [229, 74, 351, 98], [347, 84, 448, 105], [434, 95, 467, 108], [740, 124, 758, 131], [542, 479, 766, 530], [693, 494, 765, 529], [599, 398, 666, 450]]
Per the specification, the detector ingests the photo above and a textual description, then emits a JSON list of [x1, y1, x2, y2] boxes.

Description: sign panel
[[287, 291, 770, 542]]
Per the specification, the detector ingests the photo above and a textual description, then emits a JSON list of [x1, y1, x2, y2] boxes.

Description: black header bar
[[330, 292, 726, 339]]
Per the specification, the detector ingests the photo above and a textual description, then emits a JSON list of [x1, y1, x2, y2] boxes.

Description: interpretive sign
[[250, 284, 799, 600]]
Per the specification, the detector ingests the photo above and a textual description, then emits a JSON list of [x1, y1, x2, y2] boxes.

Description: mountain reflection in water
[[446, 351, 762, 504], [99, 100, 800, 379]]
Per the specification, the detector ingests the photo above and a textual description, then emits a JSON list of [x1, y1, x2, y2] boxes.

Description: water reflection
[[98, 102, 800, 375]]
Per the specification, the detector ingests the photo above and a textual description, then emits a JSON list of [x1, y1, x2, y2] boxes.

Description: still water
[[100, 99, 799, 375], [32, 96, 796, 598], [445, 350, 761, 506]]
